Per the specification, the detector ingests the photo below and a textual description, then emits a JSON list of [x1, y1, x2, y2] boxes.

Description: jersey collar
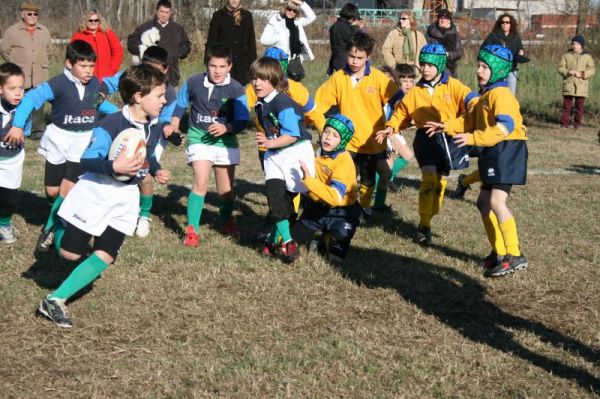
[[480, 80, 509, 94], [417, 70, 449, 88], [122, 105, 159, 129], [343, 60, 372, 76]]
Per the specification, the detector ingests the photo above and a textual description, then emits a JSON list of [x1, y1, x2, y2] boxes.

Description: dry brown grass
[[1, 123, 599, 398]]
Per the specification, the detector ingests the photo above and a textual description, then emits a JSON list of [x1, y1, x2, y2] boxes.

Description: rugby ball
[[108, 128, 147, 181]]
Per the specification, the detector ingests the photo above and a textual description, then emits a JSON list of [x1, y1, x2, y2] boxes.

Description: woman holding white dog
[[260, 0, 316, 65], [70, 9, 123, 83]]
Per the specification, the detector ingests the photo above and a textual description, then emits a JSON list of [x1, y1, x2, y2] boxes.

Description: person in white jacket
[[260, 0, 315, 62]]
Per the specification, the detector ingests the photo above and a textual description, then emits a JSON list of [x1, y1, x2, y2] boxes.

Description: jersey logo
[[366, 87, 376, 94], [62, 108, 96, 125], [487, 167, 495, 177], [443, 93, 452, 103]]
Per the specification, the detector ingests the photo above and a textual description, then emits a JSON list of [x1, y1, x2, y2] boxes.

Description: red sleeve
[[70, 31, 84, 44], [106, 29, 123, 75]]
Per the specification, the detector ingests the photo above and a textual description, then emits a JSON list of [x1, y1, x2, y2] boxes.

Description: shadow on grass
[[340, 247, 600, 393], [15, 190, 50, 227], [566, 164, 600, 175], [153, 180, 270, 247], [366, 208, 483, 265], [22, 253, 93, 303]]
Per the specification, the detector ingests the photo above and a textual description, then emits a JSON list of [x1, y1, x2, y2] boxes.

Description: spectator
[[482, 13, 525, 95], [70, 10, 123, 83], [260, 0, 316, 63], [328, 3, 363, 75], [0, 2, 52, 138], [382, 11, 427, 70], [557, 35, 595, 129], [127, 0, 191, 86], [205, 0, 257, 85], [426, 9, 463, 76]]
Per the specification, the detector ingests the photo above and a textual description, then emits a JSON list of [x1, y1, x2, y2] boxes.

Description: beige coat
[[1, 22, 53, 88], [557, 50, 595, 98], [381, 27, 427, 69]]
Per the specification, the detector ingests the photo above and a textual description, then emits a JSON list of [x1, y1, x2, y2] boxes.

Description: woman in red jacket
[[70, 10, 123, 82]]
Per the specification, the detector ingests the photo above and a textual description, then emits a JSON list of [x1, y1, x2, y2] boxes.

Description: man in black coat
[[327, 3, 362, 75], [127, 0, 191, 86]]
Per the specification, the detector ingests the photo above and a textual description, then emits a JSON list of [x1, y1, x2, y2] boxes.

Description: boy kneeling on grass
[[426, 45, 528, 277], [38, 64, 171, 327], [292, 114, 362, 265]]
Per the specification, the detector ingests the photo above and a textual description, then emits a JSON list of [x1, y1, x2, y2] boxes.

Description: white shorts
[[58, 173, 140, 237], [264, 140, 315, 193], [186, 143, 240, 165], [386, 133, 407, 153], [38, 124, 92, 165], [0, 150, 25, 189]]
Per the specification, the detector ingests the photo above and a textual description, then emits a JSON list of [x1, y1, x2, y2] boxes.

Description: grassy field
[[1, 115, 599, 397]]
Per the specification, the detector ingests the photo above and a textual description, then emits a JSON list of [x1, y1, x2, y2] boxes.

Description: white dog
[[132, 27, 161, 65]]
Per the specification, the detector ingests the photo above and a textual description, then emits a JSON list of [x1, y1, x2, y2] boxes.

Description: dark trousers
[[561, 96, 585, 128]]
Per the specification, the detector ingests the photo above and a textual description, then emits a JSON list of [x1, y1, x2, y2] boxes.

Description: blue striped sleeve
[[12, 82, 54, 128], [159, 101, 177, 123], [172, 81, 191, 119], [496, 114, 515, 134], [330, 179, 347, 199], [99, 99, 119, 114], [228, 95, 250, 134], [389, 90, 405, 107], [465, 91, 479, 107], [301, 96, 315, 113], [278, 107, 301, 137], [100, 71, 123, 96], [82, 127, 112, 160], [80, 127, 114, 175]]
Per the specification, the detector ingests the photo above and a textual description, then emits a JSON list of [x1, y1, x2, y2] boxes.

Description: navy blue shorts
[[413, 129, 469, 175], [348, 151, 387, 187], [299, 200, 361, 240], [478, 140, 528, 186]]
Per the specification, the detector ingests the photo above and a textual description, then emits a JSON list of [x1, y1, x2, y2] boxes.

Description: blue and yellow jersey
[[444, 81, 527, 146], [386, 72, 478, 131], [314, 63, 398, 154], [303, 149, 357, 207]]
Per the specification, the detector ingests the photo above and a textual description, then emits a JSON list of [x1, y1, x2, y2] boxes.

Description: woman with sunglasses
[[260, 0, 316, 63], [70, 9, 123, 83], [382, 11, 426, 71], [482, 13, 525, 95]]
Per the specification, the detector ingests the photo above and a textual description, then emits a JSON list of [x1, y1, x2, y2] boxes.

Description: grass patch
[[1, 121, 599, 397]]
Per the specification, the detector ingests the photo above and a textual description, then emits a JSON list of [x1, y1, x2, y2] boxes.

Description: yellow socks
[[499, 217, 521, 256], [482, 211, 507, 255], [358, 183, 375, 209], [463, 170, 481, 186], [292, 193, 301, 214], [418, 173, 437, 227], [431, 175, 447, 216]]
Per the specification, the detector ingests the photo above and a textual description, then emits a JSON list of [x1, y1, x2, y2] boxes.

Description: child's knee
[[59, 248, 82, 262], [45, 186, 60, 199]]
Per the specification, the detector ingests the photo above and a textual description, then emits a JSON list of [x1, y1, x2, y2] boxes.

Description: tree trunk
[[577, 0, 589, 34]]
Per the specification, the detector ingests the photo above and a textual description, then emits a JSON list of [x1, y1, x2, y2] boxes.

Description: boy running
[[171, 44, 249, 246]]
